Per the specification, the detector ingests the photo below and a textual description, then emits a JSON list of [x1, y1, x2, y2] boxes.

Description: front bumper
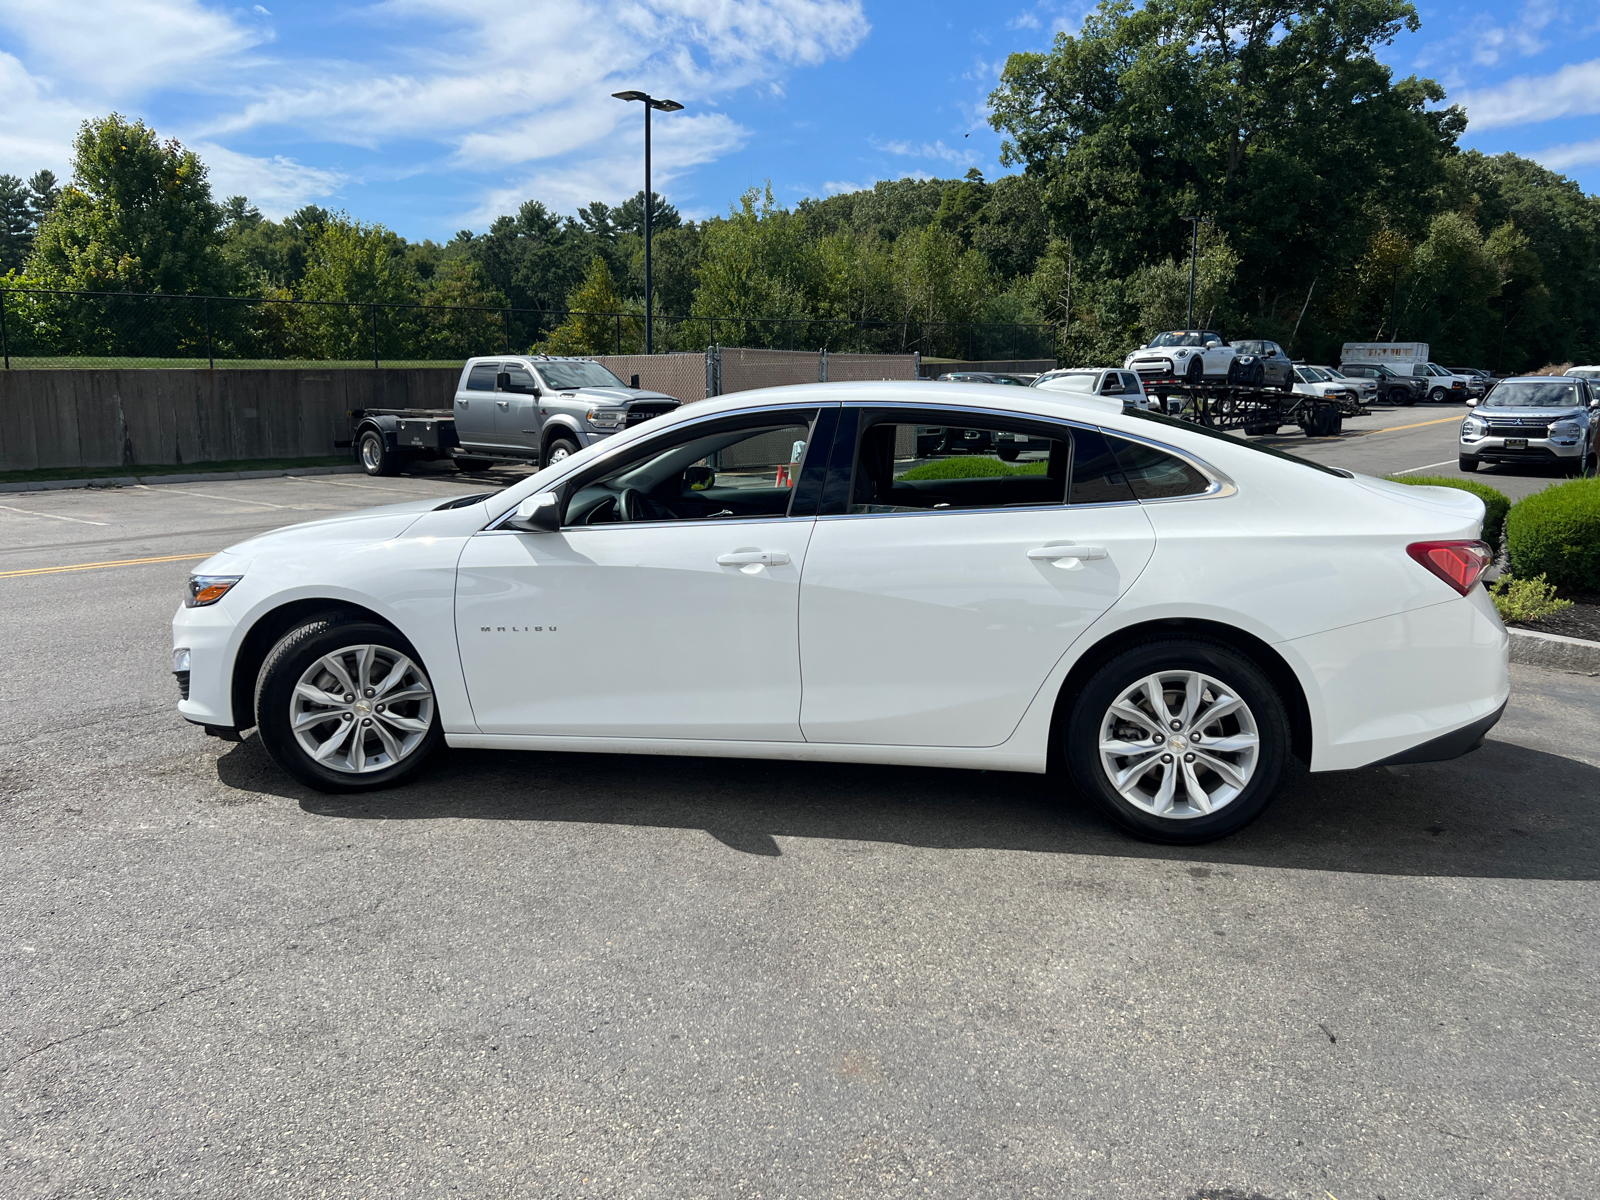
[[1461, 434, 1586, 463], [173, 600, 242, 727]]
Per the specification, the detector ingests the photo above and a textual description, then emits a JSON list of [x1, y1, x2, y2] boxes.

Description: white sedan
[[174, 382, 1509, 843]]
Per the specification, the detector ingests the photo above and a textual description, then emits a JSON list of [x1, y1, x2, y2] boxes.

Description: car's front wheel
[[1459, 455, 1479, 472], [1429, 386, 1449, 404], [543, 436, 581, 468], [1064, 638, 1289, 843], [255, 617, 443, 793], [1390, 387, 1415, 407]]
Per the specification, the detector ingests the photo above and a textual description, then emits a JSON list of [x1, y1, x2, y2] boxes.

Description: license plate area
[[1504, 437, 1528, 449]]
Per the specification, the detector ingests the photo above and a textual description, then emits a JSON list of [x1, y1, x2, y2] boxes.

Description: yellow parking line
[[0, 551, 213, 579], [1365, 415, 1463, 434]]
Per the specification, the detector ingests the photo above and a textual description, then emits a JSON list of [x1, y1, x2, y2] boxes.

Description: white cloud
[[1530, 136, 1600, 171], [875, 138, 982, 166], [0, 0, 262, 96], [189, 142, 344, 217], [0, 0, 868, 224], [1415, 0, 1558, 77], [1458, 57, 1600, 129]]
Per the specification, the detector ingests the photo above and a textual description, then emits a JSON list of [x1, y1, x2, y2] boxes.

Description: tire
[[543, 436, 581, 468], [454, 456, 493, 473], [1063, 637, 1290, 843], [1279, 370, 1294, 393], [1390, 387, 1415, 407], [1458, 455, 1478, 473], [255, 617, 444, 794], [358, 429, 401, 476], [1429, 387, 1448, 404], [1186, 357, 1204, 384], [996, 449, 1020, 462]]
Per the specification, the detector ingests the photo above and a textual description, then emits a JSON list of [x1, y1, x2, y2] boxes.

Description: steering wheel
[[616, 487, 645, 522]]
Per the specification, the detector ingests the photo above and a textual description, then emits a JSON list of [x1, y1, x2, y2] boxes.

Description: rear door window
[[466, 363, 499, 391]]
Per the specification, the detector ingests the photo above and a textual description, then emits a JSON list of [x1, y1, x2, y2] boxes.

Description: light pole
[[612, 90, 683, 355], [1180, 215, 1202, 330]]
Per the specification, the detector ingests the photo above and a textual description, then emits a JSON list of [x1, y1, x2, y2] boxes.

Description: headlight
[[186, 574, 242, 607], [1549, 419, 1582, 442], [587, 409, 626, 429], [1461, 417, 1486, 440], [1175, 350, 1190, 358]]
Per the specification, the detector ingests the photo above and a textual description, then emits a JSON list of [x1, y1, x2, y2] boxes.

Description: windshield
[[1484, 381, 1582, 409], [1426, 364, 1451, 377], [1149, 331, 1205, 348], [1299, 367, 1329, 382], [1033, 371, 1099, 391], [535, 360, 626, 390], [1124, 409, 1349, 477], [1319, 366, 1349, 378]]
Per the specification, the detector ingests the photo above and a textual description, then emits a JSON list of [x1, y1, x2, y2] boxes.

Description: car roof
[[1497, 375, 1584, 383]]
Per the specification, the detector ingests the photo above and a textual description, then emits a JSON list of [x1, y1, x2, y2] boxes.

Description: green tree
[[417, 256, 507, 360], [540, 255, 638, 354], [693, 185, 819, 348], [290, 215, 420, 360], [27, 114, 226, 294], [0, 174, 32, 273]]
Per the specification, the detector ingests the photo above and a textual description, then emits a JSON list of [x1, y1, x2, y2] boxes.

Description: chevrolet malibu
[[174, 382, 1509, 843]]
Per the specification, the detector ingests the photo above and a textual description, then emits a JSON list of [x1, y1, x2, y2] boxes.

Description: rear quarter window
[[1107, 437, 1212, 499]]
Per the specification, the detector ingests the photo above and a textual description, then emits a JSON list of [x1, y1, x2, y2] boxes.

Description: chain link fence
[[0, 286, 1056, 369]]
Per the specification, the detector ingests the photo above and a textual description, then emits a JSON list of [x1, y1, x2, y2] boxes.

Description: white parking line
[[0, 503, 109, 526], [141, 486, 293, 509], [279, 476, 438, 495], [1391, 459, 1459, 475]]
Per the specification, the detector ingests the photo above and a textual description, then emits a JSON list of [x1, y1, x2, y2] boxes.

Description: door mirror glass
[[508, 492, 561, 532], [684, 465, 716, 491]]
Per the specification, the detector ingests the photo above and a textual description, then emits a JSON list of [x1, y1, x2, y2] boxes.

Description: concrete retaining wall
[[0, 368, 461, 473]]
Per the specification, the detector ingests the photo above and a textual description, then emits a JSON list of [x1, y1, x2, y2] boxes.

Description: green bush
[[1386, 475, 1511, 550], [1489, 574, 1573, 623], [1506, 478, 1600, 592], [899, 457, 1048, 481]]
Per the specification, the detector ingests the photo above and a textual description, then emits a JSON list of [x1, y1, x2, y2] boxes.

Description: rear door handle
[[717, 551, 791, 566], [1028, 544, 1108, 562]]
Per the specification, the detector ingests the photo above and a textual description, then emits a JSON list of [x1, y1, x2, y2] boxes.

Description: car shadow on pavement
[[213, 734, 1600, 881]]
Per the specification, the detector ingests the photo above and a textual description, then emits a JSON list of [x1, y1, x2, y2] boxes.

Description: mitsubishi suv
[[1460, 375, 1599, 475]]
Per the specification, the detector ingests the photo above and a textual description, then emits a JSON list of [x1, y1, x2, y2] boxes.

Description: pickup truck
[[350, 355, 680, 476]]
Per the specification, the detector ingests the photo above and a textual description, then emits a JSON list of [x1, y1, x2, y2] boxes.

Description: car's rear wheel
[[358, 430, 401, 476], [1064, 638, 1289, 843], [996, 448, 1020, 462], [255, 617, 443, 793]]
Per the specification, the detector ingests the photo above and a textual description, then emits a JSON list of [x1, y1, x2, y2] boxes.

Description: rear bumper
[[1371, 699, 1505, 767], [1283, 589, 1510, 772]]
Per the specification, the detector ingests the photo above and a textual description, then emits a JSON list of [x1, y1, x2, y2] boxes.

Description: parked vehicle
[[914, 425, 994, 456], [1459, 375, 1599, 475], [1567, 365, 1600, 384], [936, 371, 1034, 386], [175, 381, 1510, 845], [1291, 366, 1360, 415], [1125, 330, 1253, 384], [1229, 339, 1296, 389], [1337, 361, 1425, 406], [1032, 368, 1156, 409], [1309, 365, 1376, 404], [350, 355, 680, 476]]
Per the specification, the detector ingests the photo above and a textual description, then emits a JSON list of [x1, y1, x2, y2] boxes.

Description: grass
[[2, 358, 467, 370], [0, 455, 351, 484], [898, 456, 1050, 481], [1489, 573, 1573, 623]]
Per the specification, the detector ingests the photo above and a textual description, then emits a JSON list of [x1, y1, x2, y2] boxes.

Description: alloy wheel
[[1097, 670, 1260, 818], [289, 644, 435, 774]]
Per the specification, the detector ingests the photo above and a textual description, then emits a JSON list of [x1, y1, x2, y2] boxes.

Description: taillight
[[1406, 541, 1492, 595]]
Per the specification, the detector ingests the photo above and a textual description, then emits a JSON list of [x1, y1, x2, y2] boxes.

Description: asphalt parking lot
[[3, 412, 1597, 1199]]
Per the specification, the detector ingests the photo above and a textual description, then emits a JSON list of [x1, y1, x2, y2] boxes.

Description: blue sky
[[1, 1, 1597, 242]]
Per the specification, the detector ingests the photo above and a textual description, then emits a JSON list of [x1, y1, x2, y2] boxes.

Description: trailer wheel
[[358, 429, 402, 476]]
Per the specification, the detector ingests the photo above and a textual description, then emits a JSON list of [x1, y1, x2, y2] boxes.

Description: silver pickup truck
[[350, 355, 680, 476]]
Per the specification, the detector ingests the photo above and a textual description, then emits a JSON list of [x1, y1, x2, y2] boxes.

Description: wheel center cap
[[1170, 734, 1189, 752], [354, 699, 372, 715]]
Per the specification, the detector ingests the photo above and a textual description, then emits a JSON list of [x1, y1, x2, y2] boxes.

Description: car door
[[497, 363, 541, 453], [1202, 334, 1229, 377], [454, 361, 502, 450], [1264, 342, 1290, 384], [454, 406, 835, 740], [797, 407, 1158, 747]]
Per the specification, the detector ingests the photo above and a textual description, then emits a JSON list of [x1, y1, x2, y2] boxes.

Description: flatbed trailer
[[1141, 377, 1365, 438]]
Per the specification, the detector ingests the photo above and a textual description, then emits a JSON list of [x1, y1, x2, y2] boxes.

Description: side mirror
[[1466, 397, 1479, 407], [630, 374, 641, 389], [507, 492, 561, 533], [684, 466, 716, 491], [495, 371, 511, 391]]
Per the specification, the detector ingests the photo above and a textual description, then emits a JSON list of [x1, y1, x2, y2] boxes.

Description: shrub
[[1386, 475, 1511, 550], [899, 457, 1048, 481], [1489, 574, 1572, 623], [1506, 478, 1600, 592]]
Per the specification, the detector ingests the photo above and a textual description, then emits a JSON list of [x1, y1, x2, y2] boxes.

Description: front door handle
[[1028, 544, 1108, 562], [717, 550, 791, 566], [496, 399, 509, 410]]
